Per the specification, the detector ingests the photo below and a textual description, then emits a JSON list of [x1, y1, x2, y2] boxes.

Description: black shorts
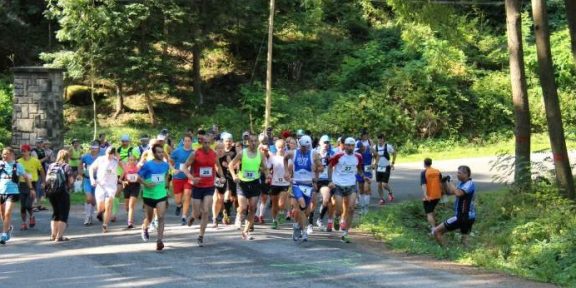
[[123, 183, 141, 199], [423, 199, 440, 214], [18, 182, 36, 211], [0, 194, 20, 204], [238, 179, 261, 198], [143, 196, 167, 208], [269, 185, 288, 196], [49, 192, 70, 223], [376, 167, 391, 183], [333, 185, 355, 197], [444, 216, 475, 235], [193, 187, 215, 200], [316, 180, 330, 189], [225, 177, 237, 197], [261, 183, 271, 195]]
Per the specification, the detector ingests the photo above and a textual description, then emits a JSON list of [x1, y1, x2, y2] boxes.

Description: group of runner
[[1, 126, 476, 250]]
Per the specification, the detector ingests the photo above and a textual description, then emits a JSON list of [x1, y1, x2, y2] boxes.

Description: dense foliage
[[1, 1, 575, 145]]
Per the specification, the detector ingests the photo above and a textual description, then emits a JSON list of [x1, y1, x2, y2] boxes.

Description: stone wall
[[11, 67, 65, 149]]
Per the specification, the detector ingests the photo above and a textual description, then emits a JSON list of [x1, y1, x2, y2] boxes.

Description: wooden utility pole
[[565, 0, 576, 63], [531, 0, 575, 199], [264, 0, 275, 130], [505, 0, 531, 190]]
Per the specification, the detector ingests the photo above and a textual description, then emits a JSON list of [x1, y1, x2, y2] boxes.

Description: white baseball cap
[[157, 134, 166, 141], [299, 135, 312, 147], [344, 137, 356, 145], [221, 132, 233, 141], [319, 135, 330, 143]]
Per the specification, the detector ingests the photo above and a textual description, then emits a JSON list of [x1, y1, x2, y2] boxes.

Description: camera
[[441, 175, 451, 183]]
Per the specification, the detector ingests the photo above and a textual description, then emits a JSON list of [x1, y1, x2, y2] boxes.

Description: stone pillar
[[11, 67, 65, 150]]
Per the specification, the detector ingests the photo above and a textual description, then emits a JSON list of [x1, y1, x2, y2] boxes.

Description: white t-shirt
[[375, 143, 395, 168], [329, 152, 363, 187], [267, 154, 289, 186], [92, 156, 119, 191]]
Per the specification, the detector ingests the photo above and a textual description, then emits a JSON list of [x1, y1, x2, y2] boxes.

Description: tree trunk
[[506, 0, 531, 191], [531, 0, 575, 199], [113, 82, 125, 119], [565, 0, 576, 63], [143, 85, 156, 126], [90, 69, 98, 140], [192, 42, 203, 105], [264, 0, 275, 130]]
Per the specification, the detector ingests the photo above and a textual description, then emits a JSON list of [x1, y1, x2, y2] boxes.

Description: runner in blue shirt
[[1, 147, 31, 245]]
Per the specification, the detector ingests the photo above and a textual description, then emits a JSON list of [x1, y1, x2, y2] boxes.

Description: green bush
[[0, 77, 12, 145], [360, 183, 576, 286], [65, 85, 106, 106]]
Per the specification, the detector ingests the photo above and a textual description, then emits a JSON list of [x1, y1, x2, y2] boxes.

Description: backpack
[[0, 162, 19, 183], [45, 163, 67, 196]]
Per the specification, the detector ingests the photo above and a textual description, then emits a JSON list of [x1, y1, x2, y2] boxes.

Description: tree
[[505, 0, 531, 190], [531, 0, 575, 199], [565, 0, 576, 63], [264, 0, 275, 130]]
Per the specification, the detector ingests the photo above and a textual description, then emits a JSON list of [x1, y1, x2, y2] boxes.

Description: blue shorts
[[356, 172, 373, 183], [83, 178, 95, 194], [291, 184, 313, 207]]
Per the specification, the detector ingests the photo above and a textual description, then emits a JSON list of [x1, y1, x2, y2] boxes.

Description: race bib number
[[364, 165, 372, 172], [127, 174, 138, 182], [377, 165, 387, 172], [179, 163, 186, 171], [150, 173, 164, 184], [105, 169, 115, 176], [243, 170, 256, 179], [298, 185, 312, 197], [215, 178, 225, 188], [342, 165, 355, 175], [277, 177, 284, 184], [199, 167, 212, 177]]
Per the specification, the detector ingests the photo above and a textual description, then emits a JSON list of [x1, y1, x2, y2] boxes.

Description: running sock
[[84, 203, 91, 216], [308, 212, 314, 225], [259, 201, 266, 217], [319, 206, 328, 220], [224, 201, 232, 216]]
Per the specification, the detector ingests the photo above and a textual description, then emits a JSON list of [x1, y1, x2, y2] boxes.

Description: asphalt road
[[0, 156, 559, 288]]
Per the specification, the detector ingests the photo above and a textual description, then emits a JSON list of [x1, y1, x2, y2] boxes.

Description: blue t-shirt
[[0, 161, 26, 195], [170, 147, 193, 179], [138, 160, 170, 182], [454, 179, 476, 220], [81, 153, 99, 177]]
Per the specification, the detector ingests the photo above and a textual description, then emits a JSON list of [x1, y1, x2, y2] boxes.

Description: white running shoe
[[306, 224, 313, 235], [316, 218, 323, 228], [302, 231, 308, 242], [234, 217, 241, 230]]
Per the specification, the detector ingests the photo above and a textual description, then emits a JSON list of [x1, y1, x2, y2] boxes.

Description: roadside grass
[[359, 185, 576, 286], [400, 133, 576, 163], [70, 192, 85, 205]]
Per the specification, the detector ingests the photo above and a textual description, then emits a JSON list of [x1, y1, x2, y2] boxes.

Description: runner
[[138, 144, 170, 251], [69, 139, 83, 178], [284, 136, 298, 221], [137, 135, 150, 157], [31, 138, 48, 211], [121, 154, 140, 229], [315, 135, 336, 231], [328, 137, 366, 243], [170, 134, 194, 225], [420, 158, 443, 230], [374, 134, 397, 205], [229, 133, 269, 240], [211, 142, 227, 228], [0, 147, 31, 245], [255, 133, 272, 225], [89, 146, 122, 233], [115, 135, 140, 223], [219, 132, 238, 225], [267, 139, 290, 229], [355, 131, 374, 215], [17, 144, 45, 231], [78, 141, 100, 226], [184, 135, 224, 246], [284, 135, 322, 241]]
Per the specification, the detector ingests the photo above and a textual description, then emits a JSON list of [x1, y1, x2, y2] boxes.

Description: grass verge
[[359, 185, 576, 286]]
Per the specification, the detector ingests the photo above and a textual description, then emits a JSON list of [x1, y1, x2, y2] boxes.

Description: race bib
[[215, 177, 225, 188], [277, 177, 284, 184], [342, 165, 355, 175], [243, 170, 256, 179], [150, 173, 164, 184], [377, 165, 387, 172], [179, 163, 186, 171], [105, 169, 115, 176], [298, 185, 312, 197], [127, 174, 138, 183], [199, 167, 212, 177], [364, 165, 372, 172]]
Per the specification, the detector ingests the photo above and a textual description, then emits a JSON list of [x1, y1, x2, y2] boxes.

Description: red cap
[[281, 130, 291, 139], [21, 144, 32, 152]]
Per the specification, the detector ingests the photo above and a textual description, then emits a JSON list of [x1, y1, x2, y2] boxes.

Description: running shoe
[[341, 234, 351, 243], [379, 199, 386, 205], [302, 231, 308, 242], [181, 217, 187, 226], [340, 221, 347, 231], [126, 224, 134, 229], [387, 193, 394, 202], [271, 221, 278, 230], [258, 215, 265, 224], [292, 224, 301, 241], [83, 215, 91, 226], [223, 215, 231, 225], [141, 228, 150, 242], [0, 233, 7, 245], [241, 231, 254, 240], [96, 211, 103, 222], [20, 223, 28, 231], [175, 205, 182, 216], [197, 236, 204, 247], [306, 224, 313, 235], [187, 216, 195, 227], [316, 218, 323, 229], [102, 225, 108, 233], [334, 216, 340, 231], [156, 240, 164, 251], [326, 221, 333, 232], [29, 215, 36, 228]]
